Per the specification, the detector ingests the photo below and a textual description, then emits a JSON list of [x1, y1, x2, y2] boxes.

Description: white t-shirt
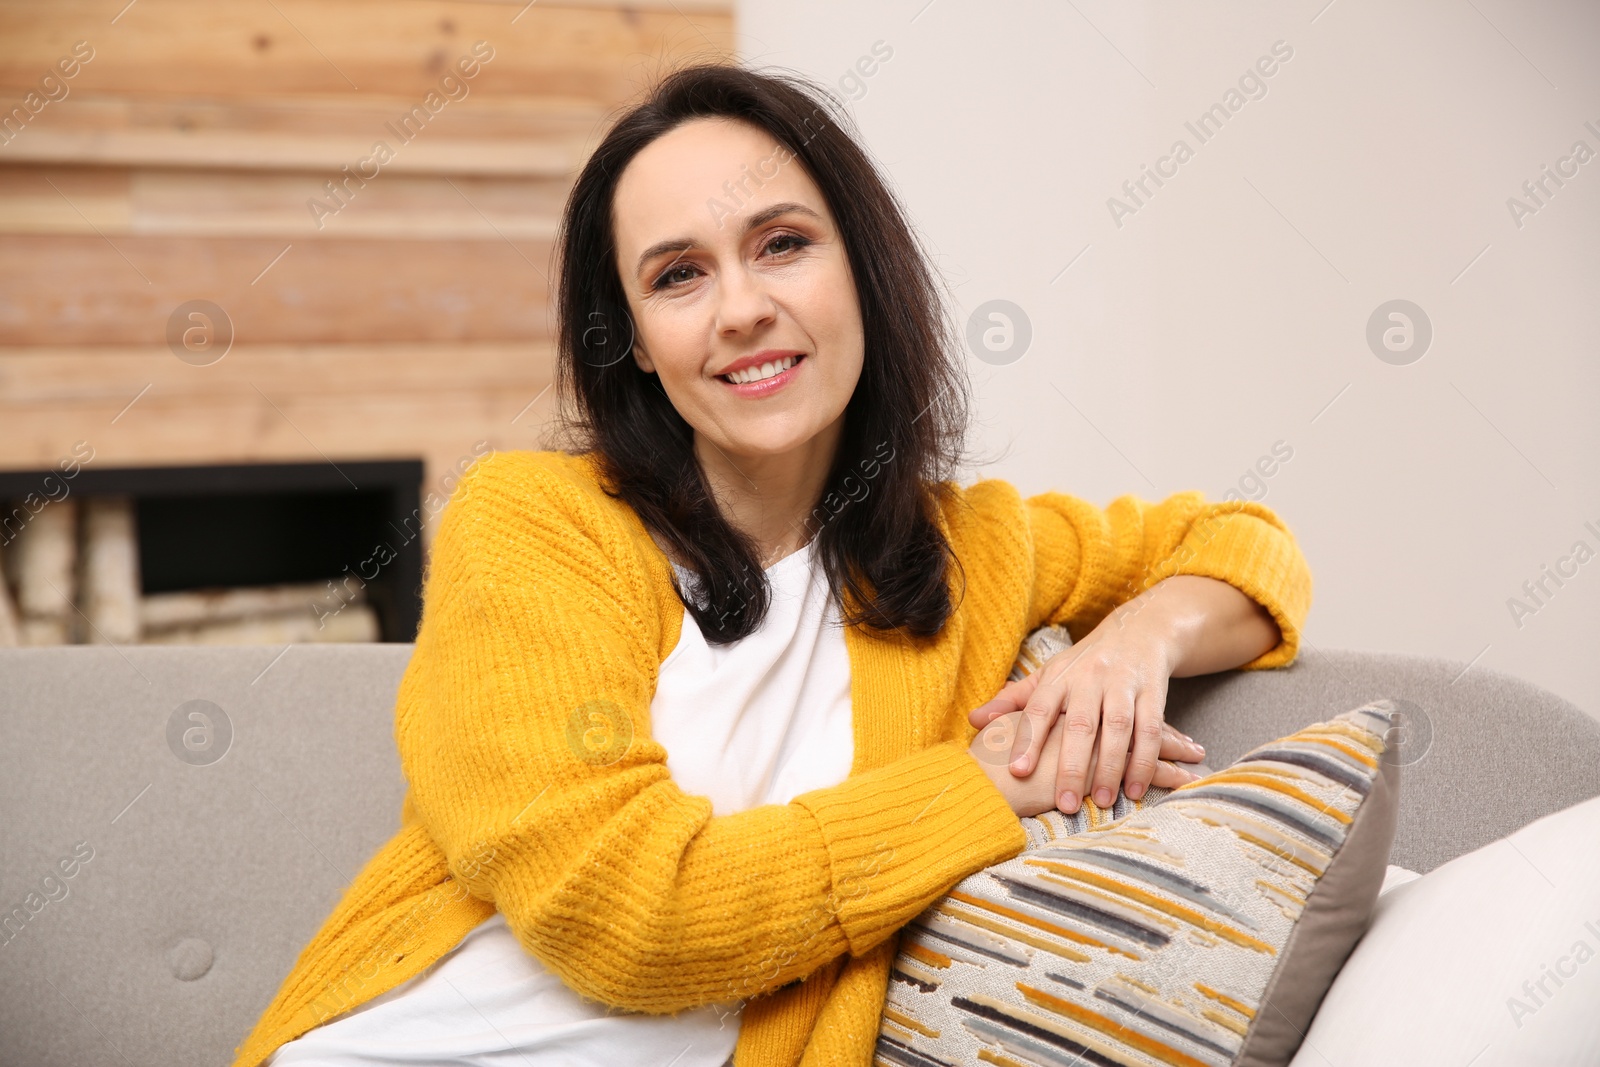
[[267, 537, 854, 1067]]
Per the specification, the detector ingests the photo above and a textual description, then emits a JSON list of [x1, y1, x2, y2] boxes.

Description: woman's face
[[611, 117, 865, 469]]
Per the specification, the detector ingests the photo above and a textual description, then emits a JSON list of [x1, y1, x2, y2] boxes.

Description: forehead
[[612, 116, 828, 251]]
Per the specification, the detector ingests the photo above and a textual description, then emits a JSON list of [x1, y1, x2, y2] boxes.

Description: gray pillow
[[879, 633, 1401, 1067]]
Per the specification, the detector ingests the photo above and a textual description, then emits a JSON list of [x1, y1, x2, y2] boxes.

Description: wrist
[[969, 751, 1012, 806], [968, 721, 1057, 818], [1130, 574, 1278, 677], [968, 724, 1030, 816], [1108, 579, 1194, 673]]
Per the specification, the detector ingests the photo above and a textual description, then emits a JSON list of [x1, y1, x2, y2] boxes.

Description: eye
[[763, 232, 810, 256], [651, 263, 700, 290]]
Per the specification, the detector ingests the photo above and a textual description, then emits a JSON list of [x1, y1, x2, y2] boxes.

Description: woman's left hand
[[968, 575, 1281, 814]]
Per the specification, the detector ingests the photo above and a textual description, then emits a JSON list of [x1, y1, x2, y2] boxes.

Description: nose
[[713, 262, 778, 338]]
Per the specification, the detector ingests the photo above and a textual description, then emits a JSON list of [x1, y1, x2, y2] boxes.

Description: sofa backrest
[[1163, 647, 1600, 876], [1, 643, 1596, 1067]]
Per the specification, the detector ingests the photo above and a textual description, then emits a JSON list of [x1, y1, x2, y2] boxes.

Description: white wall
[[736, 0, 1600, 715]]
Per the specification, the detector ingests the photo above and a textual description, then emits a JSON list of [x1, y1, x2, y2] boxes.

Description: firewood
[[80, 495, 141, 645], [141, 580, 357, 631], [139, 603, 380, 644], [9, 499, 77, 623], [0, 547, 19, 647]]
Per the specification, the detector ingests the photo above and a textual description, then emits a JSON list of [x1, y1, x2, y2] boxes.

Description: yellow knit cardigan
[[233, 448, 1311, 1067]]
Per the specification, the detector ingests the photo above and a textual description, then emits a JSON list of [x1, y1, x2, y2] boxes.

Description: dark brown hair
[[545, 63, 972, 644]]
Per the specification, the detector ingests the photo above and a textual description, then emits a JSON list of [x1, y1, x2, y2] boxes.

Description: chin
[[721, 422, 821, 458]]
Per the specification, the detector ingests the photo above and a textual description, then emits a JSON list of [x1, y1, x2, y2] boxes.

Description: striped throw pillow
[[880, 675, 1401, 1067]]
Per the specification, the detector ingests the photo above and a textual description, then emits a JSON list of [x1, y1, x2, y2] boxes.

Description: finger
[[1151, 759, 1204, 790], [1088, 683, 1137, 809], [1007, 674, 1067, 776], [1157, 722, 1206, 763], [1122, 681, 1168, 800], [968, 671, 1040, 729], [1067, 731, 1103, 815], [1052, 675, 1103, 813]]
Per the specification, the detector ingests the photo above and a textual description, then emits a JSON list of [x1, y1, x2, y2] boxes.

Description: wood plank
[[486, 0, 732, 11], [0, 343, 556, 403], [0, 1, 733, 103], [0, 164, 569, 238], [0, 389, 568, 544], [0, 388, 561, 464], [0, 93, 604, 174], [0, 233, 555, 344], [0, 391, 559, 461], [0, 163, 129, 230]]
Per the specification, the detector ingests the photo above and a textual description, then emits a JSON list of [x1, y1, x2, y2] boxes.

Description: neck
[[693, 415, 842, 569]]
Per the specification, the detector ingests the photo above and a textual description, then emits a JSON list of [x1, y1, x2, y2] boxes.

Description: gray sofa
[[3, 643, 1597, 1067]]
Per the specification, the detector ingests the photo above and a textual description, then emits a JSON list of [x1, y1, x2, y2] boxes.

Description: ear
[[631, 342, 655, 374]]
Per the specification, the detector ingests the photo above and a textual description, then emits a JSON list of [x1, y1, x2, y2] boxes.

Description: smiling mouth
[[719, 354, 804, 385]]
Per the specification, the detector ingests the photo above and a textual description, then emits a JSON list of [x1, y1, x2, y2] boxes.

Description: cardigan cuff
[[1157, 509, 1310, 671], [791, 739, 1027, 959], [1046, 506, 1311, 671]]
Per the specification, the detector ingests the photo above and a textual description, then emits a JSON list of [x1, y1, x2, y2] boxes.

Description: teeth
[[727, 355, 797, 384]]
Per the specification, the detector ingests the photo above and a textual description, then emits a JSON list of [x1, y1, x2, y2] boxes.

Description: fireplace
[[0, 460, 425, 645]]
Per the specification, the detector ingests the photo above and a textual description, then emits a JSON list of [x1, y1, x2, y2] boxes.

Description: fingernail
[[1093, 787, 1113, 807], [1010, 756, 1029, 774], [1127, 780, 1145, 799], [1060, 791, 1079, 812]]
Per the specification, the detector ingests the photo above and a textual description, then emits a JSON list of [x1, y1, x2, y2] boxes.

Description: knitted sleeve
[[1018, 487, 1312, 669], [394, 452, 1026, 1016]]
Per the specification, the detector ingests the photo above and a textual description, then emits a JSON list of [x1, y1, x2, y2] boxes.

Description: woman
[[237, 64, 1309, 1067]]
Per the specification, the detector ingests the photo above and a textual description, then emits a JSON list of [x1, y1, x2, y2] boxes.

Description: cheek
[[792, 258, 865, 365], [632, 300, 707, 377]]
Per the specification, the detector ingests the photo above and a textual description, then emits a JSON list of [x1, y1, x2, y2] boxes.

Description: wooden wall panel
[[0, 344, 558, 468], [0, 165, 569, 238], [0, 0, 732, 560], [0, 343, 554, 402], [0, 234, 554, 344], [0, 1, 733, 103], [0, 94, 604, 173]]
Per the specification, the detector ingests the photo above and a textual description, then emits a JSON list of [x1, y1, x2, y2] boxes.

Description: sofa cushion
[[878, 694, 1401, 1067]]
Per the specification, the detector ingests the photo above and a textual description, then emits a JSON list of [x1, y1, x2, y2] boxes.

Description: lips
[[719, 353, 803, 385], [717, 353, 805, 396], [716, 348, 804, 378]]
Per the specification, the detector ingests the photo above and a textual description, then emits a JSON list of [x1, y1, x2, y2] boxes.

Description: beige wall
[[738, 0, 1599, 715]]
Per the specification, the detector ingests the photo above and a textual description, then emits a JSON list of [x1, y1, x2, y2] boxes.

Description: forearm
[[1027, 489, 1311, 671], [1111, 574, 1281, 677], [427, 736, 1026, 1014]]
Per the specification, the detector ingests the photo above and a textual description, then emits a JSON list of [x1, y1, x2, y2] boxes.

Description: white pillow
[[1377, 863, 1421, 897], [1290, 795, 1600, 1067]]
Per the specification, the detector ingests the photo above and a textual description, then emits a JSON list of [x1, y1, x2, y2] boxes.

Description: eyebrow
[[632, 201, 825, 278]]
